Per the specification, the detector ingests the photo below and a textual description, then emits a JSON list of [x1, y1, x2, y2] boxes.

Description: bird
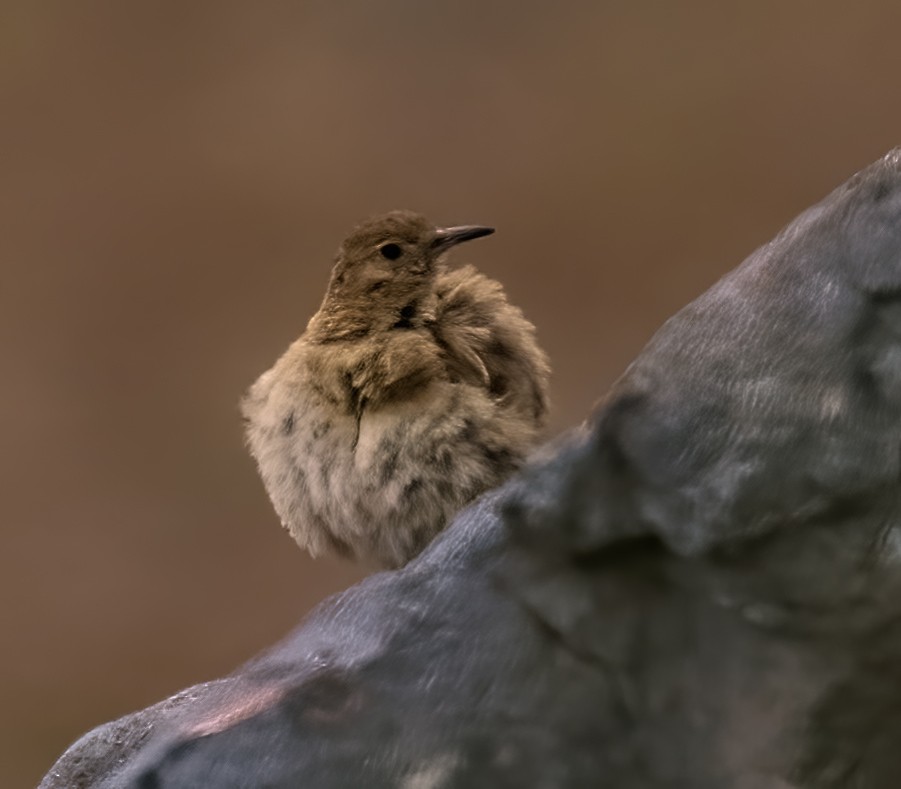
[[241, 210, 550, 569]]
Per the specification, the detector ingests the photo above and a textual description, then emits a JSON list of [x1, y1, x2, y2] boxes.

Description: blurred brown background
[[3, 1, 901, 785]]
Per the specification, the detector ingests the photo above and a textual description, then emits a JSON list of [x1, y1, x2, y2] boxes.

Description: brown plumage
[[242, 210, 549, 568]]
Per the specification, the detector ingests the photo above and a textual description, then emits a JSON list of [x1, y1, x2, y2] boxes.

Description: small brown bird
[[242, 210, 549, 568]]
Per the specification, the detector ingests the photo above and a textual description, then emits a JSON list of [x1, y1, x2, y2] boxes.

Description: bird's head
[[311, 210, 494, 338]]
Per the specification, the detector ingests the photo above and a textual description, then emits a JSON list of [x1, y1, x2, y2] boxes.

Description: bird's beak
[[431, 225, 495, 254]]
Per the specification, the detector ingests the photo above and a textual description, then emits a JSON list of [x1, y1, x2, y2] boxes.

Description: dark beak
[[431, 224, 495, 254]]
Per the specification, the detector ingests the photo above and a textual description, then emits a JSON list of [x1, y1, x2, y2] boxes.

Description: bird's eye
[[379, 243, 402, 261]]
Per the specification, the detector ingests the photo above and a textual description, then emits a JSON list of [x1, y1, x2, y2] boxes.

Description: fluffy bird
[[242, 210, 549, 568]]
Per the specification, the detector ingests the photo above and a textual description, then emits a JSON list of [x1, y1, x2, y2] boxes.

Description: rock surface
[[40, 150, 901, 788]]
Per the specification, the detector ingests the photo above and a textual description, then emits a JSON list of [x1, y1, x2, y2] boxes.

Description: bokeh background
[[4, 2, 901, 785]]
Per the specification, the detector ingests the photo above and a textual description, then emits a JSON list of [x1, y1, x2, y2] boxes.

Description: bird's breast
[[352, 383, 451, 472]]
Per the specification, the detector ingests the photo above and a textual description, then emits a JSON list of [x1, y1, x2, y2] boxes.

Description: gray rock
[[40, 149, 901, 788]]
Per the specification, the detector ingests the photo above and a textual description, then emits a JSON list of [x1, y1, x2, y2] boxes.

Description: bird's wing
[[432, 265, 550, 423]]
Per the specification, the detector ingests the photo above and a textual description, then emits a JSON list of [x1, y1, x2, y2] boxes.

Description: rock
[[40, 149, 901, 788]]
